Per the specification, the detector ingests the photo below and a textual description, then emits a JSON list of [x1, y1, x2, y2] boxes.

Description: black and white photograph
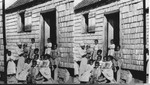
[[0, 0, 149, 84]]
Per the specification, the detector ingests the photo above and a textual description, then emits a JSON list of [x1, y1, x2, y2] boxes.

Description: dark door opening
[[41, 10, 57, 52], [106, 12, 120, 51]]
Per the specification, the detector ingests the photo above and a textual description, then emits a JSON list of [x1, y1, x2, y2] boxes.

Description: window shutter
[[17, 13, 22, 32], [88, 13, 95, 33], [25, 12, 32, 32], [81, 15, 86, 33]]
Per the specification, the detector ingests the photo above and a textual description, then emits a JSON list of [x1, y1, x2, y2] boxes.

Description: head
[[97, 49, 102, 55], [23, 43, 27, 48], [17, 43, 22, 49], [7, 51, 11, 56], [146, 48, 149, 55], [23, 53, 28, 58], [115, 45, 121, 51], [88, 59, 94, 65], [110, 39, 114, 44], [34, 48, 39, 54], [44, 54, 49, 60], [31, 38, 35, 44], [86, 44, 90, 50], [103, 56, 106, 61], [107, 55, 113, 61], [34, 54, 39, 60], [95, 62, 99, 68], [47, 38, 51, 43], [32, 60, 37, 67], [53, 44, 57, 50], [97, 56, 102, 61], [94, 39, 98, 45], [25, 58, 31, 64]]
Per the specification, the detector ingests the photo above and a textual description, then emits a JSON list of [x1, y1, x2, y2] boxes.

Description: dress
[[7, 55, 16, 75], [92, 44, 100, 60], [79, 57, 88, 81], [108, 44, 115, 56], [74, 47, 86, 76], [80, 64, 94, 82], [29, 43, 36, 59], [45, 43, 52, 55], [40, 60, 51, 79], [17, 62, 32, 81], [16, 56, 25, 80]]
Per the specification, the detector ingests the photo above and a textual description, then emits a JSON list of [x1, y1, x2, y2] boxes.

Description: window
[[88, 13, 96, 33], [18, 12, 25, 32], [82, 12, 95, 33], [18, 11, 32, 32]]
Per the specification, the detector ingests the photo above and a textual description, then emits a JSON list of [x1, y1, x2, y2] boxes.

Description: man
[[74, 42, 86, 77]]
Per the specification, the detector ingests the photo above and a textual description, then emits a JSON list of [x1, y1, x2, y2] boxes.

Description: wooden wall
[[74, 0, 144, 71], [6, 0, 74, 68]]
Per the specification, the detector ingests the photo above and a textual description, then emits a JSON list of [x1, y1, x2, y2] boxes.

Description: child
[[108, 39, 115, 56], [92, 39, 100, 60], [29, 38, 36, 59], [39, 54, 52, 81], [27, 60, 39, 84], [7, 51, 16, 77], [96, 49, 103, 65], [90, 62, 101, 84], [113, 45, 122, 83], [45, 38, 52, 55], [33, 48, 39, 60], [102, 55, 116, 83]]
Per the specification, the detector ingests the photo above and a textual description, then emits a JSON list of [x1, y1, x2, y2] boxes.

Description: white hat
[[80, 41, 85, 46]]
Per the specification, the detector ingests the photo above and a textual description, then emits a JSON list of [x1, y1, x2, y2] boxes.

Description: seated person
[[17, 58, 32, 82], [27, 60, 39, 84], [102, 55, 116, 83]]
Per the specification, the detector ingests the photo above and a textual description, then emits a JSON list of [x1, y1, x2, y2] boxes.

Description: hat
[[17, 42, 22, 45], [80, 41, 85, 46]]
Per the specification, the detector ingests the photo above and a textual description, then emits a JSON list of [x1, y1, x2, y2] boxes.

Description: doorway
[[41, 9, 57, 54], [105, 12, 120, 53]]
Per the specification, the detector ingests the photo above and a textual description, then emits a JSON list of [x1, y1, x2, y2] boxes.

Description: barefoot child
[[29, 38, 36, 59], [7, 51, 16, 77], [108, 39, 115, 56], [45, 38, 52, 55], [92, 39, 100, 60]]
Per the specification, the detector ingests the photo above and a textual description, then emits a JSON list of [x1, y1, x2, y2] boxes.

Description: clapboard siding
[[74, 0, 144, 71], [6, 0, 74, 68]]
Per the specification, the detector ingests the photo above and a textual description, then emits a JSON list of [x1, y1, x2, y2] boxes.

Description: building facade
[[74, 0, 149, 81]]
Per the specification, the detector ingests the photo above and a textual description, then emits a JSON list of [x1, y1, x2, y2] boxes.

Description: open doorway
[[41, 9, 57, 54], [105, 12, 120, 53]]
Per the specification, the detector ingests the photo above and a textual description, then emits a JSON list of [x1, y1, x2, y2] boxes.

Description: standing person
[[74, 42, 86, 77], [29, 38, 36, 59], [108, 39, 115, 56], [51, 44, 61, 81], [7, 51, 16, 77], [45, 38, 52, 55], [113, 45, 122, 83], [92, 39, 101, 60]]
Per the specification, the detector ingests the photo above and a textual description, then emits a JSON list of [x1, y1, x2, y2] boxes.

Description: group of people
[[7, 38, 60, 84], [74, 39, 122, 84]]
